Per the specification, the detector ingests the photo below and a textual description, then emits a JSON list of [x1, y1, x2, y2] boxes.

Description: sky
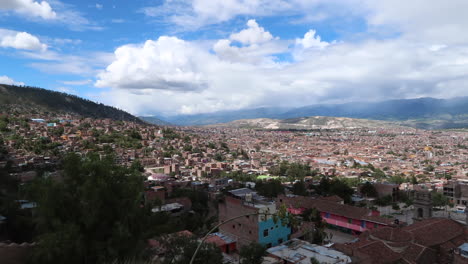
[[1, 0, 468, 116]]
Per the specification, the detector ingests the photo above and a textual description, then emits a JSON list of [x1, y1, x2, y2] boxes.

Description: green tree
[[360, 182, 378, 197], [239, 242, 266, 264], [255, 180, 284, 198], [25, 153, 151, 264], [160, 234, 223, 264], [310, 257, 320, 264], [432, 192, 449, 207], [292, 181, 307, 196]]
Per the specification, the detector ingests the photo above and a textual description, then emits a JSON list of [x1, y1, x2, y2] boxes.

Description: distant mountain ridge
[[163, 97, 468, 129], [209, 116, 402, 130], [139, 116, 173, 126], [0, 84, 143, 123]]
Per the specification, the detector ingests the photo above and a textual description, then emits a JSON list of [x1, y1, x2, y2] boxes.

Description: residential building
[[218, 188, 291, 248]]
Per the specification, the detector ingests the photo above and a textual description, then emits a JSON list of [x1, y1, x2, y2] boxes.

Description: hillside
[[209, 116, 402, 130], [0, 84, 142, 123]]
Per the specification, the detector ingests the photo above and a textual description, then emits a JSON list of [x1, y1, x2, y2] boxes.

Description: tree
[[292, 181, 308, 196], [255, 180, 284, 198], [239, 242, 266, 264], [160, 234, 223, 264], [25, 153, 152, 264], [432, 192, 449, 207], [310, 257, 320, 264], [360, 182, 378, 197], [329, 179, 354, 204]]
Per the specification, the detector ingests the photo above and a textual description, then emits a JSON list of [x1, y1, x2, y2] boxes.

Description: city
[[2, 1, 468, 264]]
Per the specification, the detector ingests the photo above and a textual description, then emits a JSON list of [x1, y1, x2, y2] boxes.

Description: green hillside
[[0, 84, 142, 123]]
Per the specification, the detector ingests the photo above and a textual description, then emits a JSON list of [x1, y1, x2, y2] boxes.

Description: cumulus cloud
[[296, 29, 329, 49], [0, 0, 56, 19], [0, 75, 24, 85], [0, 29, 47, 51], [96, 37, 209, 91], [230, 19, 274, 45], [213, 20, 286, 65]]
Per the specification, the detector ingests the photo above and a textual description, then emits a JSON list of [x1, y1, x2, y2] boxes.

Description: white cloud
[[230, 19, 274, 45], [55, 86, 76, 94], [96, 36, 210, 91], [362, 0, 468, 44], [96, 33, 468, 115], [0, 1, 101, 31], [213, 20, 286, 65], [296, 29, 329, 49], [0, 29, 47, 51], [95, 3, 103, 10], [0, 75, 24, 85], [0, 0, 56, 19], [60, 79, 92, 85], [141, 0, 293, 29]]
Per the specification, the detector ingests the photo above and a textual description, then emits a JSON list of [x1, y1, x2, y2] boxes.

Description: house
[[218, 188, 291, 249], [334, 218, 468, 264], [265, 239, 351, 264], [277, 194, 394, 235]]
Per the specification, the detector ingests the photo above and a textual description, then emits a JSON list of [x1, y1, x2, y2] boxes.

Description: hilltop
[[209, 116, 403, 130], [0, 84, 142, 123]]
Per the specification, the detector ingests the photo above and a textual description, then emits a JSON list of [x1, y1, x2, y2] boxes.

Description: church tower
[[413, 191, 432, 220]]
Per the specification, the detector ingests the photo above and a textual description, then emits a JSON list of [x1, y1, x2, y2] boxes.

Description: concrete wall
[[218, 196, 259, 248]]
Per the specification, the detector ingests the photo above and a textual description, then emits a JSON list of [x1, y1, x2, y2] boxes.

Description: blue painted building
[[258, 217, 290, 247]]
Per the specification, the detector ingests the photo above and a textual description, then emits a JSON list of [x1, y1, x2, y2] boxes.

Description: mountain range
[[2, 84, 468, 130], [209, 116, 403, 130], [153, 97, 468, 129]]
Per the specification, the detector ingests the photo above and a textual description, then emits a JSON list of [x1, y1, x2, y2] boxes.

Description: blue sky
[[1, 0, 468, 116]]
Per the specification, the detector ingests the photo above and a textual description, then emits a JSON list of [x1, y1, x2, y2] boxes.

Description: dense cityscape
[[1, 105, 468, 263], [2, 0, 468, 263]]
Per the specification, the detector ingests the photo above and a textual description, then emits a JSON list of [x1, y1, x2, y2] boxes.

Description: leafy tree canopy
[[25, 152, 152, 264]]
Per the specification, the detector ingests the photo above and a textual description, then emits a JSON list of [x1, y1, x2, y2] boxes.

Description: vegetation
[[24, 153, 151, 263], [360, 182, 378, 197], [292, 180, 308, 196], [432, 192, 449, 207], [239, 242, 266, 264], [314, 177, 354, 203], [0, 84, 142, 122], [255, 179, 284, 198], [302, 208, 328, 244], [158, 234, 223, 264], [268, 161, 312, 179]]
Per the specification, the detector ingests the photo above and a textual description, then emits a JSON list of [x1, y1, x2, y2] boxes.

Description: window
[[263, 229, 269, 237], [266, 243, 272, 248], [238, 223, 241, 227], [361, 221, 366, 228], [325, 212, 330, 218], [249, 230, 252, 234], [232, 225, 235, 229], [278, 238, 283, 244], [374, 223, 378, 228], [348, 218, 352, 224]]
